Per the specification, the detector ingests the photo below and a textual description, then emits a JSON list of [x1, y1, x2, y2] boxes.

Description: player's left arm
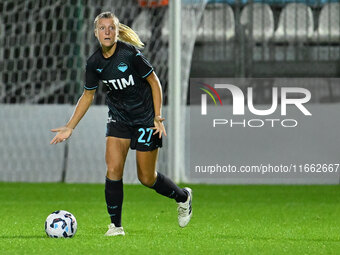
[[146, 72, 167, 138]]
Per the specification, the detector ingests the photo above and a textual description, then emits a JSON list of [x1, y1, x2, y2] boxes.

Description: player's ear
[[94, 28, 98, 38]]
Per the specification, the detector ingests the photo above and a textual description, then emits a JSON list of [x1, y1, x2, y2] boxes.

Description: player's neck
[[101, 42, 117, 58]]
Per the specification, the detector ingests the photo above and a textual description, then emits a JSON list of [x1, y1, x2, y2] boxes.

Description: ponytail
[[118, 23, 144, 49], [94, 12, 144, 49]]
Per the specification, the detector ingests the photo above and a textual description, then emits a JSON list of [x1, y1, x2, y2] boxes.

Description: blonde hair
[[94, 12, 144, 49]]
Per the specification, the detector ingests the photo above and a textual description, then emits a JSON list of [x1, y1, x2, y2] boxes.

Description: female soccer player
[[50, 12, 192, 236]]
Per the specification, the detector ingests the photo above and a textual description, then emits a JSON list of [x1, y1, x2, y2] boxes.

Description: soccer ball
[[45, 210, 77, 238]]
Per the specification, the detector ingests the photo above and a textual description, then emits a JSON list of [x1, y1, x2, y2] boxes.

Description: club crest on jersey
[[118, 62, 128, 72]]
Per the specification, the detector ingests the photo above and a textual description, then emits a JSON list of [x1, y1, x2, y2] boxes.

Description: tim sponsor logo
[[103, 74, 135, 90]]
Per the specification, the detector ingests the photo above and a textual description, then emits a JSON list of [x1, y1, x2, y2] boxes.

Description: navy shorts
[[106, 120, 162, 151]]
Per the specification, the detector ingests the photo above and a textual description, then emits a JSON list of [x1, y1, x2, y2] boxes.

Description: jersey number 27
[[137, 128, 153, 143]]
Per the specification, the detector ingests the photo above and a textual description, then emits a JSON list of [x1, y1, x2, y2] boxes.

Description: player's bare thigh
[[136, 148, 159, 187], [105, 136, 131, 180]]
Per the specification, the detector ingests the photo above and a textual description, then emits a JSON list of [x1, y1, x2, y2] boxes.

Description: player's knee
[[138, 173, 156, 187], [106, 165, 123, 180]]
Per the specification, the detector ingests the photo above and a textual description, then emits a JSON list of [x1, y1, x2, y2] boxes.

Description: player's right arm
[[51, 55, 99, 145], [50, 89, 96, 144]]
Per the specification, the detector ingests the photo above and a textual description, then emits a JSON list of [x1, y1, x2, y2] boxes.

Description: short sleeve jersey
[[85, 41, 155, 126]]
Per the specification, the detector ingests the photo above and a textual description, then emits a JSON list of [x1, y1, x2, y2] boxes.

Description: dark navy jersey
[[85, 41, 155, 126]]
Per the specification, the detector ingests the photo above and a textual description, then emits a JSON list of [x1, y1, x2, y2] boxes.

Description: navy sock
[[105, 177, 123, 227], [151, 172, 188, 203]]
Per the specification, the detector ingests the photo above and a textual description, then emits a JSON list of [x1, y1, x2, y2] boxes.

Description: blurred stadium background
[[1, 0, 340, 183]]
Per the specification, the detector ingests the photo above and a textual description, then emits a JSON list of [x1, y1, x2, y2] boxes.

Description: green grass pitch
[[1, 183, 340, 254]]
